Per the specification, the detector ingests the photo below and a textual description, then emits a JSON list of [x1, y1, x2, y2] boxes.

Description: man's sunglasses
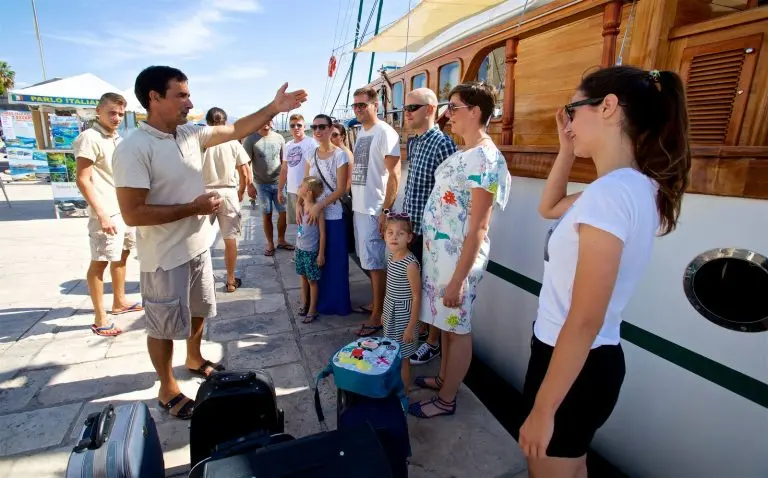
[[289, 123, 304, 129], [352, 102, 373, 110], [310, 124, 330, 131], [564, 97, 604, 122], [404, 104, 426, 113]]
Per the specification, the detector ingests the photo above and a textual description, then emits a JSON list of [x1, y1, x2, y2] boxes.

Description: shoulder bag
[[313, 149, 355, 253]]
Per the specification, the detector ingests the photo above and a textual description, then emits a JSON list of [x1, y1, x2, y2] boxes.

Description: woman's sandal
[[302, 313, 319, 324], [91, 323, 122, 337], [408, 395, 456, 419], [355, 324, 383, 337], [158, 393, 195, 420], [414, 375, 443, 391]]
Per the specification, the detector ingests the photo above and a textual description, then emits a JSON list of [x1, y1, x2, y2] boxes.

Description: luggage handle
[[72, 404, 115, 453], [211, 371, 257, 390]]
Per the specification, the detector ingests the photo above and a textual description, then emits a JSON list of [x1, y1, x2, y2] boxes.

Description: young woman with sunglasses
[[519, 66, 691, 477], [409, 81, 510, 419], [330, 122, 354, 193], [299, 114, 352, 317]]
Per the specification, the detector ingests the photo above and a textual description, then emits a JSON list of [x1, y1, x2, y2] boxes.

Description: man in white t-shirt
[[74, 92, 142, 338], [113, 65, 306, 420], [278, 113, 317, 225], [350, 86, 401, 336]]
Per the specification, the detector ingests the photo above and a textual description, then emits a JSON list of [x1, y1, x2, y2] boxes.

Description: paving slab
[[0, 403, 82, 456]]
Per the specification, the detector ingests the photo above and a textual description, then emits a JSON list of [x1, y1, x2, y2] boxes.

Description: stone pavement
[[0, 184, 527, 477]]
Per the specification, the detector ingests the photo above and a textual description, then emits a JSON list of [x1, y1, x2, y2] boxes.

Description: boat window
[[683, 248, 768, 333], [477, 47, 505, 119], [392, 82, 404, 111], [412, 73, 427, 90], [438, 62, 460, 102]]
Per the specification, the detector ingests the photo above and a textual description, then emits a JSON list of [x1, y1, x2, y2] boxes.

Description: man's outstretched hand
[[273, 83, 307, 113]]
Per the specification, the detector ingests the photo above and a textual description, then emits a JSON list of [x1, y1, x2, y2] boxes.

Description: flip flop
[[264, 248, 276, 256], [356, 324, 383, 337], [277, 243, 295, 251], [188, 360, 225, 378], [352, 305, 373, 314], [158, 393, 195, 420], [110, 303, 143, 315], [91, 323, 123, 337], [302, 313, 319, 324]]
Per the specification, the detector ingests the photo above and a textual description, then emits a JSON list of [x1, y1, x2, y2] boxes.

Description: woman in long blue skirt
[[317, 218, 352, 315]]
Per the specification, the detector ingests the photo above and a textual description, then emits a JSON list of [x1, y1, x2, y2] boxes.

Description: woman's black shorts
[[521, 335, 625, 458]]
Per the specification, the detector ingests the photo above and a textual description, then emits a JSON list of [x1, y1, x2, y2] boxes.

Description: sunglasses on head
[[310, 124, 330, 131], [564, 97, 604, 122], [289, 123, 303, 129], [383, 209, 410, 220], [404, 104, 426, 113]]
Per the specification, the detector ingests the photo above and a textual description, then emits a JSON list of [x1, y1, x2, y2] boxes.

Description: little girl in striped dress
[[382, 212, 421, 394]]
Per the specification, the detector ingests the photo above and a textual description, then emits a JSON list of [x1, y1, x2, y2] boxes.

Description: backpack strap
[[313, 362, 334, 423]]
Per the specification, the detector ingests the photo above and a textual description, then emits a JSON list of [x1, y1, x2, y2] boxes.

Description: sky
[[1, 0, 419, 124]]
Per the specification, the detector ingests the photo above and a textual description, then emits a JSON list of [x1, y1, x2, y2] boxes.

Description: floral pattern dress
[[420, 143, 511, 334]]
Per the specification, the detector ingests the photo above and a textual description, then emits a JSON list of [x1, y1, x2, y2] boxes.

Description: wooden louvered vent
[[680, 35, 761, 146]]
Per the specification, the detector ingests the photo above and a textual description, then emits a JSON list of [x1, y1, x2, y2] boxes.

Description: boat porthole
[[683, 248, 768, 333]]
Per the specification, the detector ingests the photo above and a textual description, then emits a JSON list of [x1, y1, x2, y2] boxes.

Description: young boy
[[295, 177, 325, 324]]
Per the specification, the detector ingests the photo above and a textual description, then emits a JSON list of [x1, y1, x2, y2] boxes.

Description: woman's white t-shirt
[[535, 168, 659, 348], [308, 147, 348, 221]]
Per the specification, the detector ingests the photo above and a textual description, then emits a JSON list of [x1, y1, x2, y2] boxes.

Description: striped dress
[[382, 253, 419, 359]]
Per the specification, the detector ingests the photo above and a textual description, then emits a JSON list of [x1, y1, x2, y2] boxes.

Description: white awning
[[8, 73, 123, 108], [355, 0, 508, 53]]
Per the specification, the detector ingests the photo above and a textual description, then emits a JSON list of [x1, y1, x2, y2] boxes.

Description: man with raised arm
[[113, 65, 306, 420]]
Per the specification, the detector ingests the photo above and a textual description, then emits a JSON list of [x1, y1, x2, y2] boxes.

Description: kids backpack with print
[[313, 336, 406, 422]]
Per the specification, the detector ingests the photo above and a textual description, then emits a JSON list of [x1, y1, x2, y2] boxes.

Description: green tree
[[0, 61, 15, 95]]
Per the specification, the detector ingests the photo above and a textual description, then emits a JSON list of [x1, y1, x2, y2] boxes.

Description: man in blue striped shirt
[[402, 88, 457, 365]]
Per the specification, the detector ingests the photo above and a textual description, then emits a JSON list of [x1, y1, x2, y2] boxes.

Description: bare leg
[[224, 238, 238, 285], [420, 329, 449, 389], [277, 211, 288, 245], [262, 212, 274, 250], [426, 324, 440, 347], [184, 317, 206, 370], [308, 280, 319, 314], [87, 261, 109, 327], [439, 332, 472, 401], [401, 358, 412, 394], [148, 337, 180, 403], [369, 269, 386, 327], [528, 455, 586, 478], [110, 249, 131, 310], [300, 275, 310, 309]]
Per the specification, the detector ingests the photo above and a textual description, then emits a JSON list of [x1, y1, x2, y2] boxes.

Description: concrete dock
[[0, 183, 528, 477]]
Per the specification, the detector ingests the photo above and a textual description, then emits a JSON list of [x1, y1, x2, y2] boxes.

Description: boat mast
[[346, 0, 365, 109], [30, 0, 47, 80], [367, 0, 384, 83]]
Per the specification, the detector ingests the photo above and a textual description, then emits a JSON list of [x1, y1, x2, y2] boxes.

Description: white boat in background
[[335, 0, 768, 475]]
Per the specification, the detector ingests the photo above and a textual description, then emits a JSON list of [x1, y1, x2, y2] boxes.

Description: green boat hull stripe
[[485, 260, 768, 409]]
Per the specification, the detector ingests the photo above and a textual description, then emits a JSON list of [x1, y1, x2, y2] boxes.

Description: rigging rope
[[616, 0, 638, 66]]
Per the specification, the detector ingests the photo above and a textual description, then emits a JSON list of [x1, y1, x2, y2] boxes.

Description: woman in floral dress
[[409, 82, 511, 419]]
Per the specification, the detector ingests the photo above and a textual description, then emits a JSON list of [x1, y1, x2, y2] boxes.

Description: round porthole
[[683, 248, 768, 333]]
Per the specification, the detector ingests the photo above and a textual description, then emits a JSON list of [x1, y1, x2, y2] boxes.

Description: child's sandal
[[297, 305, 308, 317]]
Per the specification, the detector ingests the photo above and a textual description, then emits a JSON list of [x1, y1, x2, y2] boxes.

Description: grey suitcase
[[66, 402, 165, 477]]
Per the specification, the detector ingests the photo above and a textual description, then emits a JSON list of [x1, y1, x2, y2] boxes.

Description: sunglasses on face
[[289, 123, 303, 129], [446, 103, 470, 113], [404, 104, 426, 113], [331, 132, 340, 138], [352, 102, 373, 110], [310, 124, 330, 131], [564, 97, 604, 122]]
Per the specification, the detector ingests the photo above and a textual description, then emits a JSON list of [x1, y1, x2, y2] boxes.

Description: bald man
[[402, 87, 457, 365]]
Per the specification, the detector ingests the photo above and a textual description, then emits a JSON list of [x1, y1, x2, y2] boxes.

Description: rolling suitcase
[[190, 370, 284, 468], [197, 423, 393, 477], [65, 402, 164, 478]]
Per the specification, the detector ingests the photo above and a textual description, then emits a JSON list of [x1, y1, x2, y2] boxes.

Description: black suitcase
[[197, 423, 393, 477], [190, 370, 284, 468], [66, 402, 164, 478], [337, 390, 410, 478]]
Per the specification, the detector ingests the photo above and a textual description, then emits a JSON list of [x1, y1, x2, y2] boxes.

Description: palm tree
[[0, 61, 16, 95]]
